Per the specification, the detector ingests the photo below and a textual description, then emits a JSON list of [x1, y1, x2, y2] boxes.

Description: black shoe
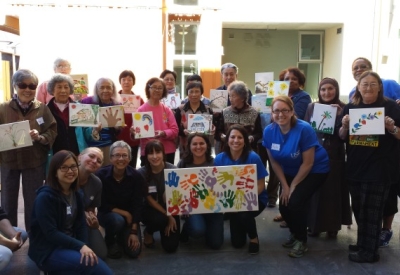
[[348, 244, 360, 252], [348, 250, 380, 263], [107, 242, 122, 259], [180, 228, 189, 243], [248, 242, 259, 255]]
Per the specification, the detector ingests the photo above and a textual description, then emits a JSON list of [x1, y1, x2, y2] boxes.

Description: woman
[[177, 133, 224, 249], [28, 150, 112, 274], [160, 69, 177, 95], [262, 95, 330, 258], [81, 77, 121, 166], [0, 69, 57, 231], [133, 77, 178, 165], [214, 124, 268, 255], [339, 71, 400, 263], [47, 73, 81, 155], [304, 78, 352, 237], [215, 81, 262, 152], [116, 70, 144, 168], [137, 140, 180, 253], [175, 82, 214, 157], [96, 141, 146, 259], [78, 147, 107, 260]]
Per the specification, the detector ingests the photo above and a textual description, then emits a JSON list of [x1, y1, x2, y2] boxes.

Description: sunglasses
[[17, 83, 37, 90]]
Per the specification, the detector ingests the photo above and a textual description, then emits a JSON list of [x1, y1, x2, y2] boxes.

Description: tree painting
[[318, 111, 332, 131]]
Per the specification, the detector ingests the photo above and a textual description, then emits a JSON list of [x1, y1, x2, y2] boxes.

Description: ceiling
[[222, 22, 343, 31]]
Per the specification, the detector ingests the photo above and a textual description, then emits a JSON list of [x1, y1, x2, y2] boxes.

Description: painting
[[70, 74, 89, 102], [251, 93, 270, 114], [164, 164, 258, 215], [349, 108, 385, 135], [187, 114, 212, 134], [255, 72, 274, 93], [310, 103, 338, 135], [0, 120, 33, 152], [265, 81, 290, 106], [132, 111, 155, 138], [69, 103, 99, 127], [120, 94, 141, 113], [210, 89, 228, 112], [99, 106, 125, 127], [161, 93, 181, 109]]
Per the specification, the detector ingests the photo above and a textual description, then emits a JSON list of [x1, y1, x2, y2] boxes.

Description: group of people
[[0, 56, 399, 273]]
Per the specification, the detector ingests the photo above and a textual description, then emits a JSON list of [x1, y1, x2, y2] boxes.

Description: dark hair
[[352, 71, 385, 105], [223, 124, 251, 163], [271, 95, 297, 128], [12, 69, 39, 87], [46, 150, 79, 193], [47, 73, 74, 96], [144, 77, 167, 99], [186, 74, 202, 84], [318, 77, 342, 105], [186, 82, 204, 95], [119, 70, 136, 86], [279, 67, 306, 87], [351, 57, 373, 70], [182, 133, 213, 164], [160, 70, 177, 83], [143, 140, 167, 183]]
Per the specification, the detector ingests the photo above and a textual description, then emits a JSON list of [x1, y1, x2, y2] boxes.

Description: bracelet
[[130, 229, 138, 235], [389, 126, 398, 135]]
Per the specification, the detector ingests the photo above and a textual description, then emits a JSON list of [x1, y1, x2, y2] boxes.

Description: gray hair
[[47, 73, 74, 96], [91, 77, 119, 104], [12, 69, 39, 86], [228, 81, 248, 103], [221, 62, 238, 74], [109, 140, 132, 160], [53, 58, 71, 71]]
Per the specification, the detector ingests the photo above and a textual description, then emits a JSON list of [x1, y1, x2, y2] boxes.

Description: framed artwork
[[132, 111, 155, 138], [265, 80, 290, 106], [210, 89, 228, 112], [310, 103, 338, 135], [69, 103, 99, 127], [161, 93, 181, 109], [70, 74, 89, 102], [0, 120, 33, 152], [164, 164, 258, 215], [120, 94, 141, 113], [349, 108, 384, 135], [255, 72, 274, 93], [187, 114, 212, 134], [99, 106, 125, 127]]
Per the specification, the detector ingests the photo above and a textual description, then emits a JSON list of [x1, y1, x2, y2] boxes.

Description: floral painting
[[265, 81, 290, 106], [132, 111, 155, 138], [255, 72, 274, 93], [310, 103, 338, 135], [349, 108, 385, 135], [120, 94, 141, 113], [0, 120, 33, 152], [70, 74, 89, 102]]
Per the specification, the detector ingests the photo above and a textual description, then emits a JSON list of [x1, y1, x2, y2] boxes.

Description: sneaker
[[282, 234, 296, 248], [348, 250, 380, 263], [288, 240, 308, 258], [107, 242, 122, 259], [379, 229, 393, 247], [248, 242, 259, 255]]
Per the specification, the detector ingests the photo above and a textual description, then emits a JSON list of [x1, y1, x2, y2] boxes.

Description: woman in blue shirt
[[262, 95, 330, 258], [214, 124, 268, 255]]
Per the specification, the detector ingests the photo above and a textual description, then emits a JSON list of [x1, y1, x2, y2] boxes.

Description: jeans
[[182, 213, 224, 249], [39, 248, 113, 275]]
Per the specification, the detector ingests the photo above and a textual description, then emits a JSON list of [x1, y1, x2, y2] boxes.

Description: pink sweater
[[137, 102, 178, 156]]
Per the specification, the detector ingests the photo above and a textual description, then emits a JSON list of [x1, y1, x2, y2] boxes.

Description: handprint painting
[[164, 164, 258, 215], [0, 121, 33, 152], [99, 106, 125, 127]]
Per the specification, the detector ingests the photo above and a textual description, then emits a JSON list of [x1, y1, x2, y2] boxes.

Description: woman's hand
[[164, 216, 177, 236], [280, 185, 290, 206], [183, 129, 190, 136], [341, 114, 349, 129], [155, 130, 166, 138], [289, 184, 296, 200], [29, 129, 41, 142], [385, 116, 396, 131], [85, 211, 99, 229], [80, 245, 98, 266], [128, 233, 140, 251], [122, 211, 133, 225], [102, 107, 122, 126], [331, 104, 343, 116]]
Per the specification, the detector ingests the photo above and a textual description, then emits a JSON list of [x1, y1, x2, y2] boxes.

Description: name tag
[[271, 143, 280, 151], [149, 186, 157, 193], [66, 206, 72, 215], [36, 117, 44, 125]]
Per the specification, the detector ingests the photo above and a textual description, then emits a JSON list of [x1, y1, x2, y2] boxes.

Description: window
[[299, 31, 323, 62]]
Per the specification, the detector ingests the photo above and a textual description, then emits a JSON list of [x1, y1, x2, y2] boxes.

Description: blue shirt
[[262, 119, 330, 177], [214, 151, 268, 206], [291, 89, 312, 120], [349, 79, 400, 101]]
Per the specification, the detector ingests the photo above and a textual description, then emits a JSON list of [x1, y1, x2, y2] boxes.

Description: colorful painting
[[265, 81, 290, 106], [255, 72, 274, 93], [70, 74, 89, 102], [161, 93, 181, 109], [69, 103, 99, 127], [164, 164, 258, 215], [187, 114, 212, 134], [251, 93, 270, 114], [99, 106, 125, 128], [210, 89, 228, 112], [349, 108, 385, 135], [0, 120, 33, 152], [120, 94, 141, 113], [132, 111, 155, 138], [310, 103, 338, 135]]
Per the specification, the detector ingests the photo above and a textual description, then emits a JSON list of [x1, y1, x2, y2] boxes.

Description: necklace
[[113, 174, 125, 183]]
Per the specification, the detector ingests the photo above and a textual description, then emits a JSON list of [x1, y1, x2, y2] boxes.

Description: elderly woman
[[304, 78, 352, 237], [116, 70, 144, 168], [36, 58, 72, 104], [0, 69, 57, 231], [47, 73, 82, 155], [96, 141, 146, 259], [340, 71, 400, 263], [81, 78, 121, 166], [215, 81, 262, 152], [160, 69, 178, 95], [132, 77, 178, 165]]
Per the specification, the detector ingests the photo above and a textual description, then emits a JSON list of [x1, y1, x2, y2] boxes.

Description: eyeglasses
[[17, 83, 37, 90], [150, 86, 163, 91], [360, 83, 379, 89], [57, 65, 70, 69], [111, 154, 129, 159], [352, 64, 369, 71], [59, 165, 78, 172], [163, 78, 175, 82], [272, 109, 291, 114]]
